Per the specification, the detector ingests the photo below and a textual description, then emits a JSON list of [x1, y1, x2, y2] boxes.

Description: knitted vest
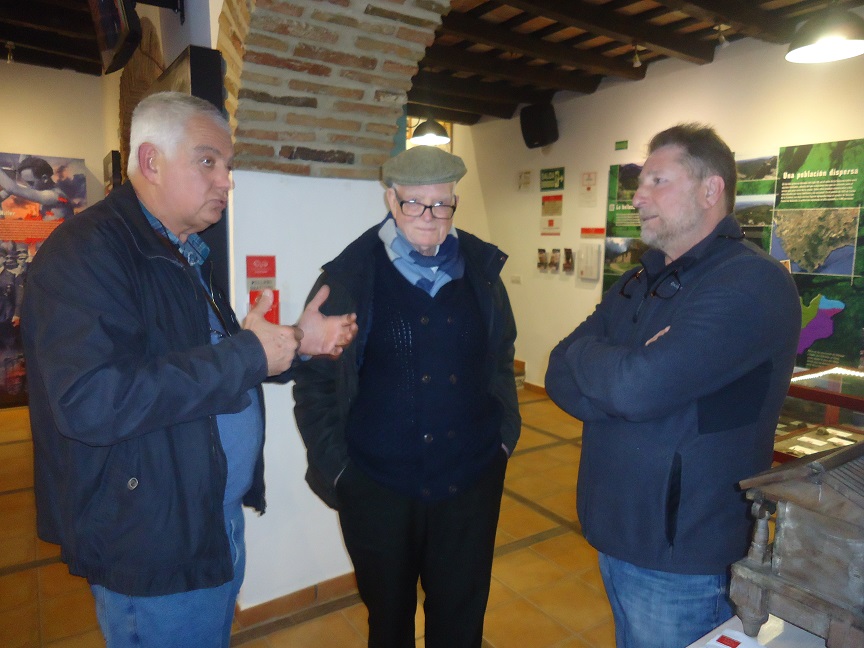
[[345, 244, 501, 500]]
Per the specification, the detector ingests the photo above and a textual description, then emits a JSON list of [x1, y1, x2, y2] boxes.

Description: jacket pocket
[[665, 452, 682, 546]]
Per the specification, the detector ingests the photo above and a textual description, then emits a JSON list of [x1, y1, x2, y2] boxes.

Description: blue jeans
[[91, 505, 246, 648], [598, 552, 733, 648]]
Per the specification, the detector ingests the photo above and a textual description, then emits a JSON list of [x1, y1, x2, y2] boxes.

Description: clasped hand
[[242, 286, 358, 376]]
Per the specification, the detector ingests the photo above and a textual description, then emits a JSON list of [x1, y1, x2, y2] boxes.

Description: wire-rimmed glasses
[[619, 268, 682, 300]]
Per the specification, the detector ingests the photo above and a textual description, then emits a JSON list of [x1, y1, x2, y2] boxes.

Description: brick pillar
[[216, 0, 450, 179]]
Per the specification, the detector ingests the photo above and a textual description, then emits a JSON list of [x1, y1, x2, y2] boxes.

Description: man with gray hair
[[22, 91, 357, 647], [294, 145, 520, 647]]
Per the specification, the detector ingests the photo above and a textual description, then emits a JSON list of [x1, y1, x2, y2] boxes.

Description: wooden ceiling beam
[[656, 1, 796, 43], [405, 103, 482, 126], [0, 2, 96, 41], [501, 0, 716, 64], [0, 23, 99, 62], [407, 86, 517, 120], [423, 44, 602, 95], [5, 45, 101, 75], [410, 70, 554, 106], [441, 10, 645, 80]]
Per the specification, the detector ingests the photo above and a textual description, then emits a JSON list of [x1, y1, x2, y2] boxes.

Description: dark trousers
[[336, 450, 507, 648]]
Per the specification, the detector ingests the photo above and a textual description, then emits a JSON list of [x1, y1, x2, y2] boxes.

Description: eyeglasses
[[394, 192, 457, 220], [619, 268, 682, 300]]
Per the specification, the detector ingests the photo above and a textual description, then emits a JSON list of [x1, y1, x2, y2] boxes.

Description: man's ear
[[137, 143, 160, 182], [701, 175, 725, 209], [384, 186, 399, 213]]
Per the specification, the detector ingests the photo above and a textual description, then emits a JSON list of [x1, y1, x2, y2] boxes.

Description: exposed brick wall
[[216, 0, 450, 180]]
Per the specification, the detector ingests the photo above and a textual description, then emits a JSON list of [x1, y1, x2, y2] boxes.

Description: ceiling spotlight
[[714, 24, 730, 48], [410, 119, 450, 146], [632, 44, 642, 68], [786, 7, 864, 63], [6, 41, 13, 64]]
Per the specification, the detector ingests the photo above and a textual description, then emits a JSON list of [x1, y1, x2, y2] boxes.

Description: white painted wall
[[452, 36, 864, 387], [0, 61, 119, 206], [230, 172, 384, 608]]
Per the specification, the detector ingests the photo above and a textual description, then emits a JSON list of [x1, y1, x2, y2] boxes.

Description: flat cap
[[381, 146, 467, 186]]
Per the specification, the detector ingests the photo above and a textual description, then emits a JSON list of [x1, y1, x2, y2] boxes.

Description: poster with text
[[772, 139, 864, 369], [0, 152, 88, 406]]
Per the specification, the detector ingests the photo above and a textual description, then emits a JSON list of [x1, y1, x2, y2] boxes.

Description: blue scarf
[[378, 215, 464, 296]]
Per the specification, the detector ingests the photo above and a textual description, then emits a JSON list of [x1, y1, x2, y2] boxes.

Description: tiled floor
[[0, 390, 615, 648]]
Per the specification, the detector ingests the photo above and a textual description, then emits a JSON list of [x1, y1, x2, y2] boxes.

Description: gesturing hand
[[296, 284, 358, 358], [242, 289, 303, 376]]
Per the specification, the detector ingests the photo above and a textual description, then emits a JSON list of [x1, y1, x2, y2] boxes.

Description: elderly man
[[293, 145, 520, 648], [545, 124, 801, 648], [21, 91, 357, 648]]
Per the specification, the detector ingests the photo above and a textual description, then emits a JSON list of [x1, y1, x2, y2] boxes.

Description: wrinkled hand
[[296, 284, 358, 358], [242, 289, 302, 376], [644, 325, 670, 346]]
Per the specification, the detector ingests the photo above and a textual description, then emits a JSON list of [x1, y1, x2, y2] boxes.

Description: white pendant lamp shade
[[786, 8, 864, 63]]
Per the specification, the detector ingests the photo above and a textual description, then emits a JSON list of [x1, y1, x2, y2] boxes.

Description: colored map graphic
[[799, 294, 845, 354]]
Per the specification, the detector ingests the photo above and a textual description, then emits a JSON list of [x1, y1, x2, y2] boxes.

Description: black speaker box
[[520, 103, 558, 148]]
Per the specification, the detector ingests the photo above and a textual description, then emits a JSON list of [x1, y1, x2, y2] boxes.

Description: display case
[[773, 366, 864, 463]]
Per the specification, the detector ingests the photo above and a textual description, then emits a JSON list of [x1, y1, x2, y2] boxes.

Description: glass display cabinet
[[773, 366, 864, 462]]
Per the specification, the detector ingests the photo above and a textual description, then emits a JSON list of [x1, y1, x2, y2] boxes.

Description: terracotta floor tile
[[531, 445, 582, 467], [520, 401, 583, 438], [536, 489, 578, 523], [0, 407, 31, 444], [506, 471, 573, 501], [578, 618, 617, 648], [543, 461, 580, 489], [486, 576, 519, 610], [492, 548, 568, 594], [41, 587, 99, 643], [0, 440, 33, 492], [38, 562, 90, 599], [524, 575, 613, 633], [531, 533, 598, 575], [552, 638, 595, 648], [0, 569, 37, 612], [0, 600, 40, 648], [496, 500, 558, 541], [506, 450, 567, 480], [0, 535, 37, 570], [483, 598, 572, 648], [231, 639, 269, 648], [340, 603, 369, 639], [265, 610, 366, 648], [515, 427, 560, 450], [0, 490, 36, 540], [577, 564, 606, 593], [45, 629, 106, 648]]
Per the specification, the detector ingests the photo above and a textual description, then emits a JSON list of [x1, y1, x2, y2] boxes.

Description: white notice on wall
[[579, 171, 598, 207]]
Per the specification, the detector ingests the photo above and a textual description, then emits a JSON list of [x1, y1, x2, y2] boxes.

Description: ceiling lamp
[[410, 119, 450, 146], [785, 8, 864, 63]]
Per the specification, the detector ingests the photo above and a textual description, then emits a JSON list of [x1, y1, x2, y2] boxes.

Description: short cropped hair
[[649, 123, 737, 214], [18, 157, 54, 181], [127, 92, 229, 177]]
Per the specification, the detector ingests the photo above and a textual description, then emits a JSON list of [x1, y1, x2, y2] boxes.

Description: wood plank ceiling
[[1, 0, 862, 123]]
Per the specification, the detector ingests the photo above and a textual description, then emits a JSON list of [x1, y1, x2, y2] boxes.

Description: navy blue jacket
[[293, 222, 521, 508], [22, 182, 272, 596], [545, 216, 801, 574]]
